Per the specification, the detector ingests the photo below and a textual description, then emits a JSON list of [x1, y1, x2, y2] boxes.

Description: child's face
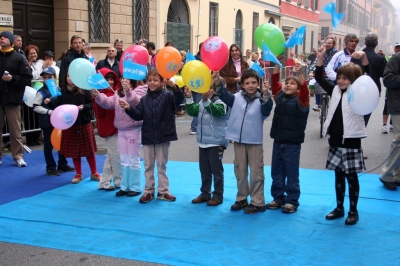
[[241, 77, 259, 95], [66, 74, 75, 89], [42, 73, 54, 81], [284, 78, 299, 96], [106, 76, 114, 87], [337, 75, 351, 90], [146, 74, 164, 91]]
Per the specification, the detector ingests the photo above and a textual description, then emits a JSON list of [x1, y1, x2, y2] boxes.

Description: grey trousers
[[143, 142, 170, 194]]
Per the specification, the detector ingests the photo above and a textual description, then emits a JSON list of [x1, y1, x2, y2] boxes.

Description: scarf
[[232, 58, 241, 76], [0, 47, 14, 53]]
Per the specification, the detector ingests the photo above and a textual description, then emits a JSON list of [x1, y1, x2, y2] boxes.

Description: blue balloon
[[68, 58, 96, 90]]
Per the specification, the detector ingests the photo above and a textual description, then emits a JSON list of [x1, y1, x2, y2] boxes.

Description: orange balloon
[[51, 128, 62, 151], [155, 47, 182, 79]]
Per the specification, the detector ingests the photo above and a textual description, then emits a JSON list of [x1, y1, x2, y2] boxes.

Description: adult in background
[[195, 42, 203, 61], [25, 45, 43, 80], [84, 42, 97, 67], [146, 42, 157, 68], [220, 44, 249, 94], [379, 52, 400, 191], [245, 49, 252, 66], [114, 38, 124, 62], [307, 48, 317, 65], [0, 31, 33, 167], [13, 35, 24, 56], [41, 51, 60, 78], [165, 41, 174, 47], [59, 35, 88, 88], [362, 33, 386, 126], [96, 46, 120, 77]]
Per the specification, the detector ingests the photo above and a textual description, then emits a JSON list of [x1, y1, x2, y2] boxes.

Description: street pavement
[[0, 94, 393, 265]]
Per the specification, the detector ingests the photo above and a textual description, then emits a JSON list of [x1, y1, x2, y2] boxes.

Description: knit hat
[[0, 31, 14, 45]]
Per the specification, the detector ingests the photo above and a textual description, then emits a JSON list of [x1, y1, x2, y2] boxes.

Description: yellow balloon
[[181, 61, 211, 93], [173, 75, 185, 88]]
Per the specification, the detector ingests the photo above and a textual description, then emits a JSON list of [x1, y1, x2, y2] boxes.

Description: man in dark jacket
[[362, 33, 387, 125], [59, 35, 88, 88], [379, 52, 400, 190], [95, 47, 120, 76], [0, 31, 33, 167], [114, 38, 124, 62]]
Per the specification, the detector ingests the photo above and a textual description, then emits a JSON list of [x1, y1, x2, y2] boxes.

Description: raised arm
[[314, 45, 335, 95], [213, 71, 235, 108]]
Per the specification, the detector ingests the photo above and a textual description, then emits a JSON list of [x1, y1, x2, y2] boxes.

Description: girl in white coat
[[314, 44, 370, 226]]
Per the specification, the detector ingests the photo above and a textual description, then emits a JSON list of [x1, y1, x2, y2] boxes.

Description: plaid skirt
[[60, 123, 97, 158], [326, 147, 365, 174]]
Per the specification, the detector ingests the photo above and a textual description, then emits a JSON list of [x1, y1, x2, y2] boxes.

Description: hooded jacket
[[92, 68, 120, 138]]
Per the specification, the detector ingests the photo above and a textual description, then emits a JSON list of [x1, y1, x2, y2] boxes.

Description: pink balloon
[[200, 36, 229, 71], [119, 45, 149, 75], [50, 104, 79, 130]]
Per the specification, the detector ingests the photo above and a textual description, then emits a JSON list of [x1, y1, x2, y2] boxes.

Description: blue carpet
[[0, 154, 399, 265]]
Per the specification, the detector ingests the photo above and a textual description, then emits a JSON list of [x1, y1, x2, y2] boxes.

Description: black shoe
[[244, 204, 266, 214], [379, 178, 397, 191], [345, 211, 359, 225], [46, 169, 60, 176], [127, 191, 141, 197], [57, 165, 76, 172], [325, 208, 345, 220], [115, 190, 128, 197], [230, 199, 248, 211]]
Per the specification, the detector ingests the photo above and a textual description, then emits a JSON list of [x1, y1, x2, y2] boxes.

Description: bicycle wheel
[[320, 95, 327, 138]]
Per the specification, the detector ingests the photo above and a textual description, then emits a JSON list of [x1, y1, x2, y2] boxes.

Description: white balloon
[[347, 75, 379, 115], [23, 86, 37, 107]]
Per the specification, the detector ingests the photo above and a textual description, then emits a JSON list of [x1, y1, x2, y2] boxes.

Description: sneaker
[[127, 191, 141, 197], [139, 192, 155, 203], [312, 105, 320, 111], [244, 204, 266, 214], [57, 165, 75, 172], [382, 125, 388, 134], [281, 203, 298, 214], [192, 194, 211, 204], [71, 174, 83, 184], [265, 200, 284, 210], [206, 198, 223, 206], [99, 184, 115, 191], [230, 199, 248, 211], [46, 169, 60, 176], [90, 173, 101, 181], [190, 129, 196, 135], [14, 158, 27, 167], [157, 192, 176, 202], [389, 124, 393, 132]]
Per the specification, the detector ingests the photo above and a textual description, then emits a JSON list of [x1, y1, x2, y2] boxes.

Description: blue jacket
[[96, 56, 120, 77]]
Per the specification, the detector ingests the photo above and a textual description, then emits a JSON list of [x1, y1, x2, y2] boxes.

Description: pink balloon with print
[[50, 104, 79, 130], [119, 45, 149, 76], [200, 36, 229, 71]]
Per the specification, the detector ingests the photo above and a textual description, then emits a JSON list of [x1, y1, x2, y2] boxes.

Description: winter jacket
[[0, 49, 32, 105], [220, 59, 249, 94], [125, 88, 177, 145], [95, 83, 147, 132], [92, 68, 119, 137], [33, 83, 55, 129], [383, 52, 400, 114], [59, 49, 88, 88], [325, 49, 363, 82], [95, 56, 120, 77]]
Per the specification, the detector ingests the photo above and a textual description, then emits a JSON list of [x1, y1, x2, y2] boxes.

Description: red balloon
[[200, 36, 229, 71], [119, 45, 149, 76]]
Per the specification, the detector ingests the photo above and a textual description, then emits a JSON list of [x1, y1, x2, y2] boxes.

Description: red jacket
[[92, 68, 120, 137]]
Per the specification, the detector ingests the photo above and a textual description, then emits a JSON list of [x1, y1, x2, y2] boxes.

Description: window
[[311, 0, 318, 11], [297, 0, 302, 5], [252, 12, 259, 52], [336, 0, 345, 13], [310, 31, 314, 52], [321, 27, 329, 40], [346, 3, 352, 24], [209, 2, 219, 36], [304, 0, 309, 9], [234, 10, 243, 51], [89, 0, 110, 43], [132, 0, 149, 43], [303, 29, 306, 53]]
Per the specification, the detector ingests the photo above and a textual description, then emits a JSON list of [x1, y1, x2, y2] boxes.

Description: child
[[92, 73, 147, 197], [45, 72, 101, 184], [265, 61, 310, 214], [314, 44, 370, 225], [120, 69, 177, 203], [91, 68, 122, 191], [308, 72, 315, 97], [184, 85, 228, 206], [214, 69, 273, 214], [32, 67, 75, 176]]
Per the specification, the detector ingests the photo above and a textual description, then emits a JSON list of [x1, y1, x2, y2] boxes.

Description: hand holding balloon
[[201, 89, 212, 102], [78, 105, 84, 111], [44, 98, 51, 104], [262, 79, 271, 98], [184, 87, 192, 98], [91, 89, 99, 97], [119, 99, 130, 110]]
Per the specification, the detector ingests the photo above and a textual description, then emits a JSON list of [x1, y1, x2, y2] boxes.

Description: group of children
[[33, 45, 370, 225]]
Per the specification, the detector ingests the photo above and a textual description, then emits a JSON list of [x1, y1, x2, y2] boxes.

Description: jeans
[[315, 94, 321, 105], [199, 146, 224, 201], [42, 127, 68, 170], [190, 92, 202, 131], [270, 141, 301, 206]]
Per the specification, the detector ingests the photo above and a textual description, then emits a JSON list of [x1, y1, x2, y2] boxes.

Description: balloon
[[119, 45, 149, 76], [155, 47, 181, 79], [172, 75, 185, 88], [68, 58, 96, 90], [254, 23, 285, 56], [181, 61, 211, 93], [50, 104, 79, 130], [23, 86, 37, 107], [51, 128, 62, 151], [33, 82, 43, 91], [200, 36, 229, 71], [347, 75, 379, 115]]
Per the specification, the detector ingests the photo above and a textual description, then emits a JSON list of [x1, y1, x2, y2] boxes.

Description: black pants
[[334, 170, 360, 212], [199, 146, 225, 201], [42, 127, 68, 170]]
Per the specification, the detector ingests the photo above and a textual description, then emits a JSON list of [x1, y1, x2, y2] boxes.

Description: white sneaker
[[190, 129, 196, 135], [312, 105, 320, 111], [382, 125, 388, 134], [15, 158, 27, 167], [389, 124, 393, 132]]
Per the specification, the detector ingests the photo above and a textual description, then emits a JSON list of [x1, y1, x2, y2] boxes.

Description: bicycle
[[314, 82, 329, 138]]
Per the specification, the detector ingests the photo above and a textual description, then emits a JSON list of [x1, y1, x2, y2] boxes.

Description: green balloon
[[254, 23, 285, 56], [33, 82, 43, 91]]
